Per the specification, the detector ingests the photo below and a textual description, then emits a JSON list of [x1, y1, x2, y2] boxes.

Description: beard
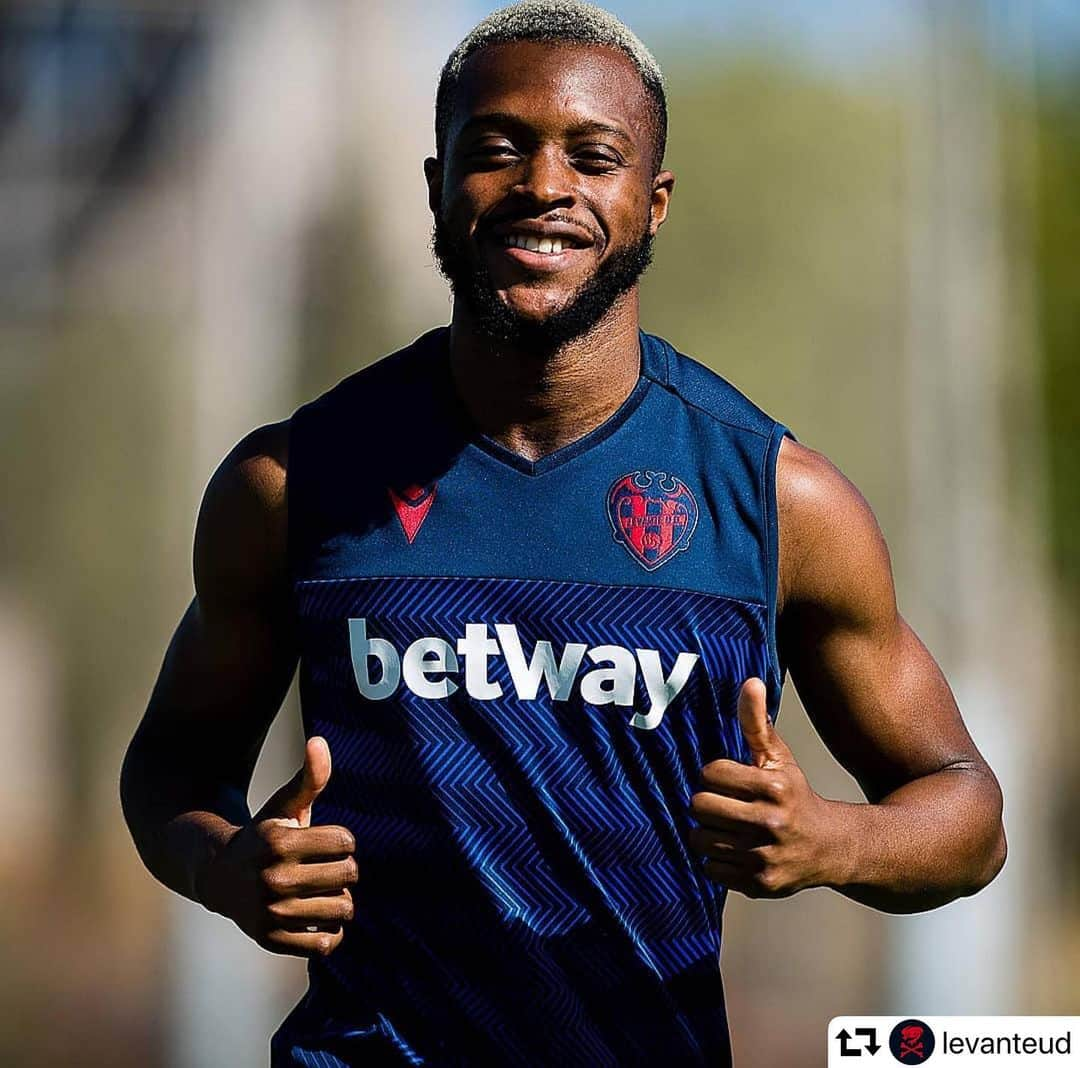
[[431, 212, 654, 350]]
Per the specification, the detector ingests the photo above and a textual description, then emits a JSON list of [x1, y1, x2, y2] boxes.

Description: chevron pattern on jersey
[[284, 574, 764, 1065]]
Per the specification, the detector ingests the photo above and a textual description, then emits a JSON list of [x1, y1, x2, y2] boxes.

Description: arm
[[690, 437, 1006, 913], [776, 436, 1006, 909], [120, 422, 356, 955]]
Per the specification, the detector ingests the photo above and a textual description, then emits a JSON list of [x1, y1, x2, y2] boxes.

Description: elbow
[[967, 820, 1007, 895], [962, 770, 1007, 896]]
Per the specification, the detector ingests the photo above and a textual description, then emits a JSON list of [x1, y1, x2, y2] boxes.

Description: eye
[[467, 140, 521, 163], [572, 145, 623, 171]]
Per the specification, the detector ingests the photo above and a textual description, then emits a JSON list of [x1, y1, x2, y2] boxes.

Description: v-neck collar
[[431, 328, 657, 478]]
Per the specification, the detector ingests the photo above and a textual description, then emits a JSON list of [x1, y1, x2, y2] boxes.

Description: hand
[[195, 736, 358, 957], [689, 678, 837, 898]]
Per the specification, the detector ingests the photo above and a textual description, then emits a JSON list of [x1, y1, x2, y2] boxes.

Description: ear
[[649, 170, 675, 236], [424, 156, 443, 218]]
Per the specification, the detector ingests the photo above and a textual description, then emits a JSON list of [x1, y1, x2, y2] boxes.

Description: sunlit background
[[2, 1, 1078, 1065]]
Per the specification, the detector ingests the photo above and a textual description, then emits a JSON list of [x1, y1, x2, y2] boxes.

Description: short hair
[[435, 0, 667, 172]]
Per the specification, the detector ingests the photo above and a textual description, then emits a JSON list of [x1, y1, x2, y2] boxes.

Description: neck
[[448, 291, 642, 463]]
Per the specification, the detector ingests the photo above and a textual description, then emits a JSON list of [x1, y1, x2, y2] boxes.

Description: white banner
[[827, 1017, 1077, 1067]]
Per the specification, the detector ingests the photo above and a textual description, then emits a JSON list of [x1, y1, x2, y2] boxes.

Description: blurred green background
[[1, 2, 1077, 1065]]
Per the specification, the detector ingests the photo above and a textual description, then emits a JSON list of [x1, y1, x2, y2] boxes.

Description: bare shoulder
[[193, 420, 291, 609], [775, 435, 897, 629]]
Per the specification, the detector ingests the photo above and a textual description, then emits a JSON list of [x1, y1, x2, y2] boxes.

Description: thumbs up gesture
[[689, 678, 835, 898], [195, 737, 358, 957]]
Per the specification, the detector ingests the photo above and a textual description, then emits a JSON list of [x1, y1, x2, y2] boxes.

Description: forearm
[[120, 745, 246, 904], [821, 763, 1006, 913]]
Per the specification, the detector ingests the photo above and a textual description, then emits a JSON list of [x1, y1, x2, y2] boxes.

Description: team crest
[[607, 470, 699, 571]]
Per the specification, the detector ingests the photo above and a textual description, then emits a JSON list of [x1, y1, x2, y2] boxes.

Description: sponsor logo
[[607, 470, 699, 571], [388, 482, 436, 544], [347, 619, 700, 731]]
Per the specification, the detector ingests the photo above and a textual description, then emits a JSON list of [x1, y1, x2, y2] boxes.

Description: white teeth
[[503, 234, 569, 254]]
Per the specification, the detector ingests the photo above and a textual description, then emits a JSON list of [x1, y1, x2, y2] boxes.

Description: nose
[[514, 144, 575, 209]]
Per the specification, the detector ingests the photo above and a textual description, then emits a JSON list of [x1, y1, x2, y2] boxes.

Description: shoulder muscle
[[775, 435, 897, 637], [193, 420, 290, 612]]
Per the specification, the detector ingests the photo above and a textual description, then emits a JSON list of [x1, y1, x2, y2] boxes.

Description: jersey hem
[[763, 422, 795, 719]]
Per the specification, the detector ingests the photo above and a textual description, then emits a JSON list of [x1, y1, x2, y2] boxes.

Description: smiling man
[[120, 3, 1006, 1066]]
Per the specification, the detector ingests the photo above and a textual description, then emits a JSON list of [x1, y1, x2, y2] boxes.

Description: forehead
[[449, 39, 652, 142]]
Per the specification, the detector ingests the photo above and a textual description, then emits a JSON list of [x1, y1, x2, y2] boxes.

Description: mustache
[[476, 210, 603, 247]]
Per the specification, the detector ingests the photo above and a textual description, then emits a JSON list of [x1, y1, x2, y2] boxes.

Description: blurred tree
[[1033, 73, 1080, 607], [1031, 69, 1080, 920], [643, 54, 907, 537]]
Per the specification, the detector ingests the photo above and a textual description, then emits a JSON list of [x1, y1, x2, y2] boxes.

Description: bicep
[[136, 592, 298, 792], [776, 441, 984, 802], [127, 423, 296, 796]]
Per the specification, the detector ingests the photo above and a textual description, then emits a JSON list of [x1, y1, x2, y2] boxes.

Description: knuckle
[[763, 812, 788, 837], [340, 892, 355, 922], [764, 777, 788, 802], [344, 856, 359, 884], [263, 824, 290, 858], [316, 934, 335, 957], [337, 828, 357, 854], [261, 865, 291, 897], [255, 818, 279, 840]]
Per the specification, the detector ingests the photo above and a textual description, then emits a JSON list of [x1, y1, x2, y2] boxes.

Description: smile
[[502, 234, 571, 255]]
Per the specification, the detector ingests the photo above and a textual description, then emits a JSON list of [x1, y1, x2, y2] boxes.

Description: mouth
[[501, 233, 575, 255], [487, 224, 596, 273]]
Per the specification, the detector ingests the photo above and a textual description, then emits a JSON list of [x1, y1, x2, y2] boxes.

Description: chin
[[496, 287, 579, 322]]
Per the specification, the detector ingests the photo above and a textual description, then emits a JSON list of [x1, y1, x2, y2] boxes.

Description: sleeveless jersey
[[272, 327, 794, 1067]]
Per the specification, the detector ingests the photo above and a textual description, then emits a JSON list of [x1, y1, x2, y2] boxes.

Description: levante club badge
[[607, 470, 699, 571]]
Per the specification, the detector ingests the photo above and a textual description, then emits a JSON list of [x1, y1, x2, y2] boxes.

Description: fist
[[196, 737, 358, 957], [688, 678, 830, 898]]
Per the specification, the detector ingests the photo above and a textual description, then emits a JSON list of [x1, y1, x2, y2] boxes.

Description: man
[[120, 2, 1006, 1065]]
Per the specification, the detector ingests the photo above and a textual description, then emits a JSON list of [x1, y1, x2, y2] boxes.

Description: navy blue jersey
[[272, 327, 794, 1067]]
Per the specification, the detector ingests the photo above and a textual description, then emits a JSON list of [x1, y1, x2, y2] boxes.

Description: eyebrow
[[458, 112, 635, 147]]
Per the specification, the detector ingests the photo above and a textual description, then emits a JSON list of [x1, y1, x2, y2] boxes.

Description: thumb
[[737, 678, 787, 768], [254, 736, 332, 827]]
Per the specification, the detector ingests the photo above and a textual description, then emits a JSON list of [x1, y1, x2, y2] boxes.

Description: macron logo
[[347, 619, 700, 731]]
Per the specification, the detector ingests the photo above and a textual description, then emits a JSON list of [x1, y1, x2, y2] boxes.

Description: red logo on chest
[[607, 470, 699, 571], [388, 483, 436, 544]]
